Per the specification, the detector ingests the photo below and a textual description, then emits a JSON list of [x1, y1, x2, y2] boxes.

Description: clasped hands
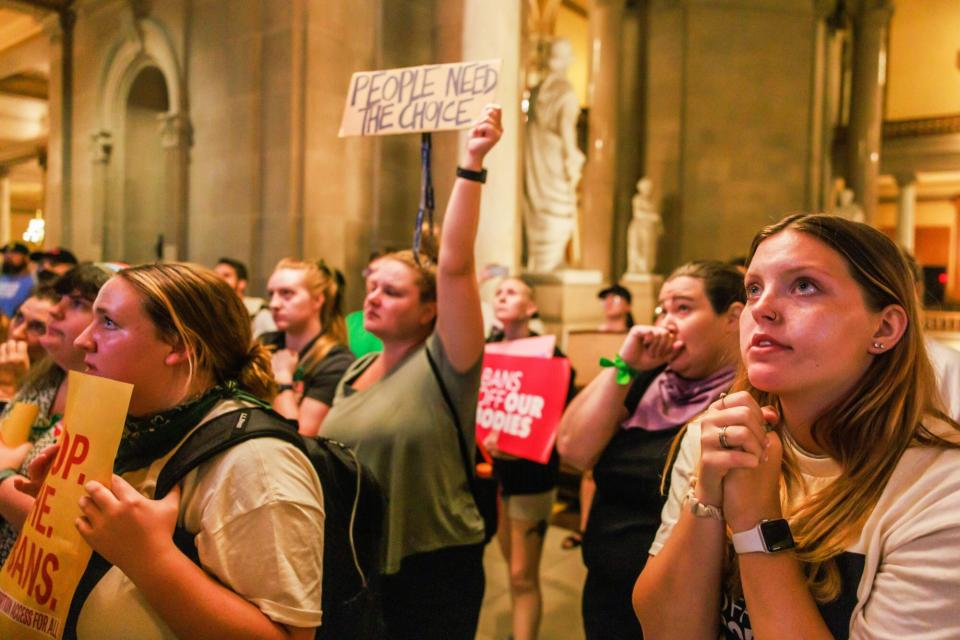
[[694, 391, 784, 531]]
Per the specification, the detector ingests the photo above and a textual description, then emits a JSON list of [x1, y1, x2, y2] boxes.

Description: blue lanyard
[[413, 132, 435, 265]]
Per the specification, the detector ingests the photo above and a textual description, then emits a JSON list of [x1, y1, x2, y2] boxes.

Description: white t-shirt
[[927, 337, 960, 422], [651, 421, 960, 639], [75, 400, 325, 639]]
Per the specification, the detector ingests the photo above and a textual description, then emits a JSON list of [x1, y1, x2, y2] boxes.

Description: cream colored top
[[76, 400, 325, 639], [651, 420, 960, 639]]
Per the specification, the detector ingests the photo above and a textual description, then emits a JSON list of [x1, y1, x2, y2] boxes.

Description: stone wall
[[646, 0, 821, 270]]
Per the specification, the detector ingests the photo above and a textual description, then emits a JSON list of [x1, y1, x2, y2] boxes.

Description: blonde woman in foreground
[[633, 214, 960, 639]]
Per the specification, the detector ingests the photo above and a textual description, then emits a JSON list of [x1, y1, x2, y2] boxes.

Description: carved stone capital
[[91, 131, 113, 164], [849, 0, 894, 25], [894, 172, 918, 188], [159, 113, 192, 149]]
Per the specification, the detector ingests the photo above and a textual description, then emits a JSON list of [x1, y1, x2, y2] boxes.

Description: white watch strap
[[731, 526, 765, 553]]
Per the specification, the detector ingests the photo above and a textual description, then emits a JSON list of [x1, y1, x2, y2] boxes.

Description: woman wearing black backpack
[[321, 105, 502, 639], [19, 263, 325, 640]]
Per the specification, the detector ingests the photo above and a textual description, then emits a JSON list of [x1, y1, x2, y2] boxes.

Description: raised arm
[[557, 325, 679, 469], [435, 105, 503, 372]]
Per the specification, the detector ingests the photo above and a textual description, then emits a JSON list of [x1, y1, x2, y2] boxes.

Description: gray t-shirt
[[322, 332, 485, 574]]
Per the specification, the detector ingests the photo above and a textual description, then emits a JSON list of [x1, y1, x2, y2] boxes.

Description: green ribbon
[[599, 354, 640, 385]]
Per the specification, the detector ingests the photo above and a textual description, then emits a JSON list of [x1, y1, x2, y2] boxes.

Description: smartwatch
[[731, 518, 795, 554]]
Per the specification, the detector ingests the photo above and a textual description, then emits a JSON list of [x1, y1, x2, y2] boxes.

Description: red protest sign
[[475, 352, 571, 464]]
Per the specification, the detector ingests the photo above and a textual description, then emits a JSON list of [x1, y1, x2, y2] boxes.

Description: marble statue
[[523, 38, 585, 273], [835, 188, 865, 223], [626, 177, 663, 275]]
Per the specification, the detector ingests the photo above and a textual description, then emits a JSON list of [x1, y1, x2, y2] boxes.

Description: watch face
[[760, 519, 795, 552]]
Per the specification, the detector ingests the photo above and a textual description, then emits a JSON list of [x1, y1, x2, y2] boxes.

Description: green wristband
[[599, 354, 640, 385], [0, 469, 20, 485]]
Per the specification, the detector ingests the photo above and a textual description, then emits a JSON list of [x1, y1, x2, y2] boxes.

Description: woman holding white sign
[[557, 260, 744, 640], [321, 105, 502, 639]]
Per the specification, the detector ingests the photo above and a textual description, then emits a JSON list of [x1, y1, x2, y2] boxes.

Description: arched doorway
[[94, 17, 190, 264], [122, 66, 169, 263]]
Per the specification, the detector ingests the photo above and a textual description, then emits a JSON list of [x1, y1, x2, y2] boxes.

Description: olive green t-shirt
[[322, 332, 485, 574]]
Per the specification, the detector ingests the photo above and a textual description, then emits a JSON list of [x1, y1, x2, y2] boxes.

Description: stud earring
[[873, 342, 884, 350]]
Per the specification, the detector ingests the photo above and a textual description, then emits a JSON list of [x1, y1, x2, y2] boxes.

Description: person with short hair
[[261, 259, 354, 436], [598, 284, 635, 332], [0, 242, 35, 318], [214, 257, 277, 338], [559, 260, 744, 640], [486, 275, 574, 640], [634, 214, 960, 639], [31, 246, 79, 284], [0, 286, 59, 401], [0, 264, 114, 564]]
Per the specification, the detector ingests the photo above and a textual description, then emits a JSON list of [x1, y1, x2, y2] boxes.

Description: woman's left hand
[[463, 105, 503, 168], [76, 475, 181, 577], [271, 348, 299, 385], [483, 430, 519, 460], [723, 429, 784, 532]]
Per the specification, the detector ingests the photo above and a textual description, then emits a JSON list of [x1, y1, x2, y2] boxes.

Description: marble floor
[[476, 524, 588, 640]]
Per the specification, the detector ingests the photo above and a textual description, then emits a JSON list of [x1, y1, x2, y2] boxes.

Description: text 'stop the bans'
[[339, 59, 501, 137]]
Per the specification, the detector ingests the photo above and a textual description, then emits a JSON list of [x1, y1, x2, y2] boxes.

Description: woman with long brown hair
[[262, 258, 353, 435], [633, 214, 960, 638]]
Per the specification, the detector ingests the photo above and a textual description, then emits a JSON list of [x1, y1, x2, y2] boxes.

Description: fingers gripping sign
[[13, 443, 61, 498], [76, 475, 181, 578]]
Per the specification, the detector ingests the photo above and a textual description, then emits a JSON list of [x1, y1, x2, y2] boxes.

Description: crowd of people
[[0, 103, 957, 640]]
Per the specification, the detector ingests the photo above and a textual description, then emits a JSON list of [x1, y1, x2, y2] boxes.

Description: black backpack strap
[[155, 407, 303, 500], [424, 347, 483, 507]]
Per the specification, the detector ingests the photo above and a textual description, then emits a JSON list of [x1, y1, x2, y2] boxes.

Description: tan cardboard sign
[[0, 372, 132, 640], [339, 59, 501, 137]]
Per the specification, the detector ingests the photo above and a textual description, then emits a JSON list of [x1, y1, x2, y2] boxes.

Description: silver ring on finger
[[719, 425, 733, 450]]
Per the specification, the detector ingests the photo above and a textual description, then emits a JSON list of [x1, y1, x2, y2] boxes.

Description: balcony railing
[[834, 114, 960, 144]]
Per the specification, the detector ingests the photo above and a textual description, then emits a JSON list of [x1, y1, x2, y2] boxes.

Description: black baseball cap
[[3, 242, 29, 255], [30, 247, 79, 265], [597, 284, 632, 303]]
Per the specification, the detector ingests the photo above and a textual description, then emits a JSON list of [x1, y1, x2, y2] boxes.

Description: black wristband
[[277, 383, 295, 393], [456, 166, 487, 183]]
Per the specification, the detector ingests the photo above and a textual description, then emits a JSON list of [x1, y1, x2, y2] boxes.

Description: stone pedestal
[[621, 272, 662, 326], [525, 269, 604, 334]]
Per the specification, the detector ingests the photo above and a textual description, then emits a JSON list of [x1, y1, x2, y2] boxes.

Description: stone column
[[0, 167, 10, 245], [160, 112, 192, 261], [580, 0, 624, 280], [845, 0, 893, 225], [461, 0, 523, 274], [42, 14, 65, 247], [895, 172, 917, 253]]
